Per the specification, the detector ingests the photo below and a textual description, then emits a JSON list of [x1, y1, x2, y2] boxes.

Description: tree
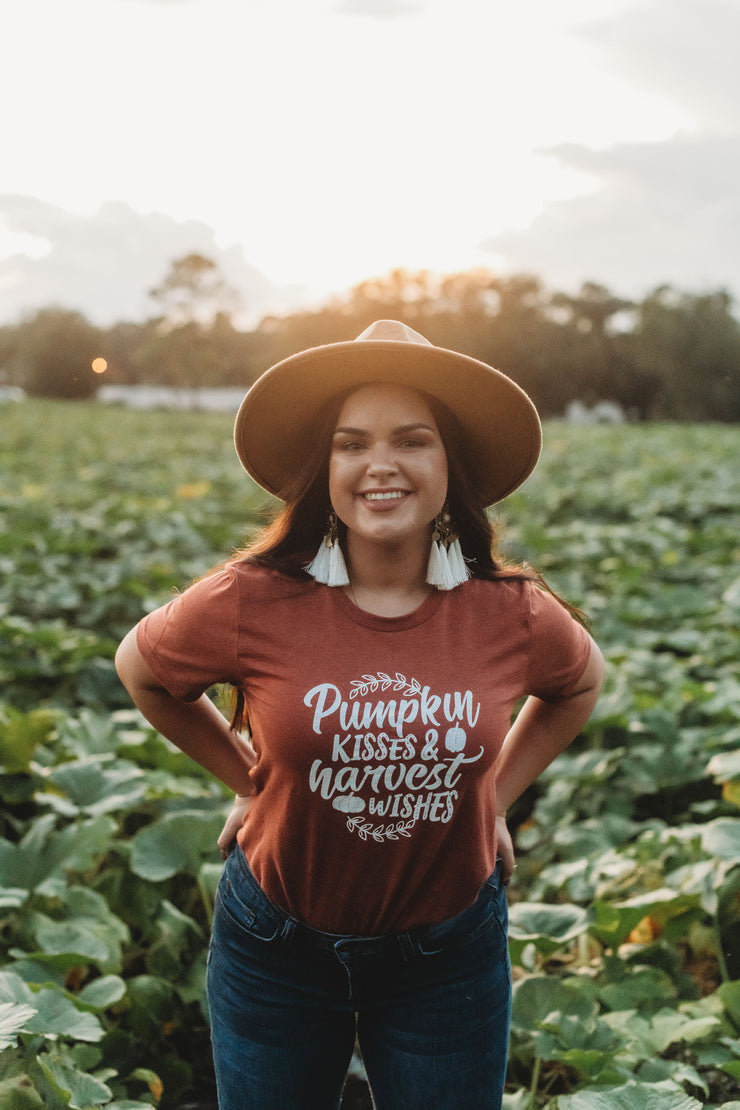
[[633, 286, 740, 420], [135, 254, 244, 389], [149, 253, 239, 330], [3, 308, 102, 399]]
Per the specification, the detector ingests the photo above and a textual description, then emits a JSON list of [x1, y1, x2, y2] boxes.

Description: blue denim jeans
[[206, 848, 511, 1109]]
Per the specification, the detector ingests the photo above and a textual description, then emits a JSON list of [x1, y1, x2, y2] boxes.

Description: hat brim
[[234, 339, 542, 506]]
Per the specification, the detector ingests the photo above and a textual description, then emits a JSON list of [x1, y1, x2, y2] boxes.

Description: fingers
[[217, 797, 254, 860], [495, 813, 516, 884]]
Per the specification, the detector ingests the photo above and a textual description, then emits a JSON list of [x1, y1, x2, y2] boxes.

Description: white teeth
[[364, 491, 405, 501]]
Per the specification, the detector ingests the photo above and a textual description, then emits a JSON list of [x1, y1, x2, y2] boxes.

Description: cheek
[[432, 457, 449, 509], [328, 456, 352, 511]]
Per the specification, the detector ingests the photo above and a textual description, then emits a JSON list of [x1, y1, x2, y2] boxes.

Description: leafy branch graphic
[[345, 817, 417, 842], [349, 672, 422, 699]]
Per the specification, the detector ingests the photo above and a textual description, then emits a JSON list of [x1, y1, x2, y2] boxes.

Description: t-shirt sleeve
[[136, 565, 241, 701], [525, 583, 591, 700]]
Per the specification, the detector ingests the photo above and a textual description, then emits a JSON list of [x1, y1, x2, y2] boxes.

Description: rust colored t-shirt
[[137, 562, 590, 935]]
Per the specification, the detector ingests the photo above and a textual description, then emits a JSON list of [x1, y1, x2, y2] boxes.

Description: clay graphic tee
[[137, 563, 590, 935]]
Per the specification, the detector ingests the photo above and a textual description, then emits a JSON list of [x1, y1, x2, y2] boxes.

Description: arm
[[495, 636, 605, 880], [115, 627, 257, 797]]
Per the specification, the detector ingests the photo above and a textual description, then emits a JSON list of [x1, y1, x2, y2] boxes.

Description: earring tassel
[[447, 536, 471, 586], [305, 535, 350, 587], [426, 536, 470, 591], [426, 540, 447, 589]]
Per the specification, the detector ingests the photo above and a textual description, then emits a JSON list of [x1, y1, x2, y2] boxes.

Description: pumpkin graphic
[[332, 794, 366, 814], [445, 725, 467, 752]]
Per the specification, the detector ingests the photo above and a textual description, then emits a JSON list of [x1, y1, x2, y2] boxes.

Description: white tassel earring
[[305, 511, 350, 587], [426, 507, 471, 591]]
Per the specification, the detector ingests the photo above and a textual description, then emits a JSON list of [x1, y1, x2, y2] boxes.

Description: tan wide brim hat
[[234, 319, 542, 506]]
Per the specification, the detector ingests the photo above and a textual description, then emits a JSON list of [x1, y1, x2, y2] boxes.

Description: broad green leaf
[[502, 1093, 532, 1110], [22, 988, 104, 1042], [598, 967, 678, 1013], [0, 888, 29, 910], [0, 706, 60, 772], [701, 817, 740, 861], [0, 970, 102, 1043], [106, 1103, 157, 1110], [512, 975, 596, 1031], [707, 749, 740, 783], [130, 809, 224, 880], [43, 754, 147, 815], [718, 980, 740, 1024], [32, 918, 110, 963], [533, 1010, 624, 1078], [77, 975, 127, 1010], [0, 814, 116, 894], [124, 975, 181, 1040], [555, 1079, 704, 1108], [129, 1068, 163, 1102], [146, 899, 203, 979], [589, 889, 701, 947], [722, 575, 740, 612], [0, 1002, 38, 1050], [29, 886, 129, 973], [0, 972, 36, 1004], [553, 815, 638, 859], [508, 901, 590, 961], [603, 1008, 720, 1057], [36, 1054, 112, 1109]]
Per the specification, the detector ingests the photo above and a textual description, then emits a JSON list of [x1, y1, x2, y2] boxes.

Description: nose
[[366, 442, 398, 476]]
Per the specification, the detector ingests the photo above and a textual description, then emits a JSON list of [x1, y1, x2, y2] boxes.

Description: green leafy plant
[[1, 401, 739, 1106]]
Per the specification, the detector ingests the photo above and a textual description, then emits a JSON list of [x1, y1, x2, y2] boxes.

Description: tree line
[[1, 254, 739, 421]]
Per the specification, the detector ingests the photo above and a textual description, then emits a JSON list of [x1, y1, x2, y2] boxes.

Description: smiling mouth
[[361, 490, 408, 502]]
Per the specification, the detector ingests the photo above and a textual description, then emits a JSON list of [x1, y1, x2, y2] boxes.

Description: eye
[[398, 434, 434, 449], [333, 438, 366, 452]]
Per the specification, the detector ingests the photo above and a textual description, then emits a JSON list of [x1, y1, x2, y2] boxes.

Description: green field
[[1, 400, 739, 1109]]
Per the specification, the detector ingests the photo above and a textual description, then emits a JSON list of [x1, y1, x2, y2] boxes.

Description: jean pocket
[[412, 866, 508, 957], [215, 867, 283, 943]]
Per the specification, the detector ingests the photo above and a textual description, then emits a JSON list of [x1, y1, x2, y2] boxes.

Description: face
[[329, 383, 448, 554]]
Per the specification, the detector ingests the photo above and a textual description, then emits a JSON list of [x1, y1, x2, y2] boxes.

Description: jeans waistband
[[229, 848, 503, 962]]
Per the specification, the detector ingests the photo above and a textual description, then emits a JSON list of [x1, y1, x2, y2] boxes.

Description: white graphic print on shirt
[[304, 673, 484, 842]]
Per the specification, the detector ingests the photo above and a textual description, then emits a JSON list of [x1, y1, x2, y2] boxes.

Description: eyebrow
[[333, 422, 437, 437]]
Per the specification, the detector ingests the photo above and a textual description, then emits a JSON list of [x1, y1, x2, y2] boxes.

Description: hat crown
[[354, 319, 433, 347]]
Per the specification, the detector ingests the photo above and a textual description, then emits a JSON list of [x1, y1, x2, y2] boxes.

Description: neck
[[344, 534, 432, 616]]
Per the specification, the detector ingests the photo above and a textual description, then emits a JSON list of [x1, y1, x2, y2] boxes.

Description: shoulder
[[228, 559, 319, 604], [458, 574, 531, 610]]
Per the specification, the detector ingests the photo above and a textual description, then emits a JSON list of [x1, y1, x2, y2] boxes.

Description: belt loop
[[397, 931, 416, 961], [280, 917, 298, 943]]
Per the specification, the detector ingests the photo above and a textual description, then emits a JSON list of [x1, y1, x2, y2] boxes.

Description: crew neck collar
[[330, 585, 446, 631]]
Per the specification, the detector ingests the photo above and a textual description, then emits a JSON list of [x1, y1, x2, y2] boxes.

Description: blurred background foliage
[[1, 255, 739, 421]]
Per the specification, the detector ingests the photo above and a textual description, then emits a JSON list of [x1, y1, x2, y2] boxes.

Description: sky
[[1, 0, 739, 327]]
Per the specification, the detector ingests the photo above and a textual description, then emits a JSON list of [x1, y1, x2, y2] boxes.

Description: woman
[[116, 319, 604, 1110]]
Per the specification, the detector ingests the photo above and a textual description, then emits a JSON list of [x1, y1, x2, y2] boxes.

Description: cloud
[[0, 196, 305, 327], [481, 0, 740, 299], [579, 0, 740, 132], [482, 134, 740, 297]]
